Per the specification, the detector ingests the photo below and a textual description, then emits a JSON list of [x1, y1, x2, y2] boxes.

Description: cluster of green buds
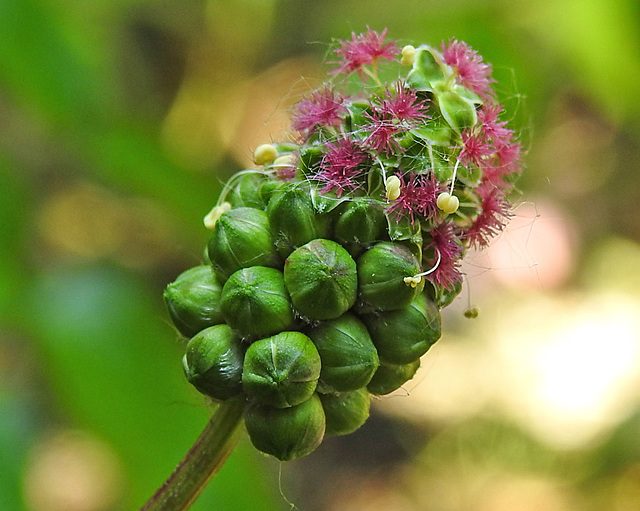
[[164, 29, 523, 461]]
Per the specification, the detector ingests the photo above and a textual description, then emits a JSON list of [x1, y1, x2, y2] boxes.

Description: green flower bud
[[267, 185, 328, 258], [356, 242, 422, 312], [227, 172, 271, 209], [305, 313, 379, 392], [244, 393, 326, 461], [220, 266, 294, 339], [367, 358, 420, 396], [333, 198, 387, 256], [363, 293, 441, 364], [182, 324, 244, 401], [243, 332, 321, 408], [163, 265, 225, 338], [320, 388, 370, 436], [284, 239, 357, 320], [207, 207, 280, 281]]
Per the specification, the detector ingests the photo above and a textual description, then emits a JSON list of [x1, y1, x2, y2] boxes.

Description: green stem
[[140, 399, 246, 511]]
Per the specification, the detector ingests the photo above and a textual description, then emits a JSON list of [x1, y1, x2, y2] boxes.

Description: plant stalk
[[140, 399, 246, 511]]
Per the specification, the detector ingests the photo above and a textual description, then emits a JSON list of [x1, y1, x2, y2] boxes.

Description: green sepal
[[284, 239, 357, 321], [182, 324, 245, 402], [385, 215, 423, 263], [406, 46, 445, 91], [242, 331, 321, 408], [367, 358, 420, 396], [363, 293, 441, 364], [267, 185, 329, 258], [305, 313, 379, 392], [163, 265, 225, 338], [320, 388, 370, 436], [220, 266, 294, 339], [227, 172, 271, 209], [356, 242, 422, 312], [297, 145, 323, 180], [436, 90, 478, 133], [426, 279, 463, 308], [207, 207, 280, 282], [244, 393, 326, 461]]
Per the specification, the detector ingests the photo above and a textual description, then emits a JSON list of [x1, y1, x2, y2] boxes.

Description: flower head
[[441, 39, 494, 97], [330, 27, 399, 78], [292, 87, 347, 134]]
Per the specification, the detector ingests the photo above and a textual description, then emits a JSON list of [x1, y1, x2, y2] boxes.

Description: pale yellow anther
[[401, 45, 416, 66], [385, 175, 401, 200], [403, 275, 422, 288], [253, 144, 278, 166], [272, 154, 296, 167], [203, 202, 232, 229], [436, 192, 460, 215]]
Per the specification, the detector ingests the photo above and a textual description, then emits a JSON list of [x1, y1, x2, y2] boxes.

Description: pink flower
[[425, 222, 464, 290], [465, 181, 511, 247], [291, 87, 347, 134], [482, 134, 523, 189], [387, 172, 442, 224], [362, 110, 405, 155], [459, 130, 493, 168], [441, 39, 494, 97], [376, 82, 429, 124], [330, 27, 399, 78], [477, 103, 512, 147], [314, 137, 369, 197]]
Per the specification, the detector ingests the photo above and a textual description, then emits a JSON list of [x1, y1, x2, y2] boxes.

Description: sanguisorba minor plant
[[143, 28, 524, 510]]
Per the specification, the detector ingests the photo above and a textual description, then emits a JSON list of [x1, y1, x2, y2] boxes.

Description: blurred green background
[[2, 0, 640, 510]]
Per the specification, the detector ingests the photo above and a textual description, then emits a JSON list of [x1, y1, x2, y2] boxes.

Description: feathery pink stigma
[[466, 181, 511, 247], [441, 39, 494, 97], [459, 130, 493, 168], [376, 82, 429, 124], [315, 137, 368, 197], [477, 103, 512, 147], [387, 172, 442, 224], [291, 87, 347, 134], [362, 110, 405, 156], [425, 222, 464, 290], [330, 27, 399, 77]]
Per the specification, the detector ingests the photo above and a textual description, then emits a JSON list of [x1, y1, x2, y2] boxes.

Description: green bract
[[163, 265, 225, 338], [363, 293, 441, 364], [357, 242, 422, 312], [284, 239, 357, 320], [244, 393, 326, 461], [367, 358, 421, 396], [182, 324, 244, 401], [320, 388, 370, 436], [207, 207, 280, 281], [243, 332, 321, 408], [305, 313, 379, 392], [220, 266, 294, 339]]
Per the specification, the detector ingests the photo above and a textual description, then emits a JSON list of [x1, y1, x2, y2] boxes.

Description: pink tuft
[[441, 39, 494, 97], [376, 82, 429, 124], [425, 222, 464, 290], [330, 27, 399, 78], [291, 87, 347, 134], [466, 181, 512, 247], [314, 137, 369, 197], [387, 172, 442, 224]]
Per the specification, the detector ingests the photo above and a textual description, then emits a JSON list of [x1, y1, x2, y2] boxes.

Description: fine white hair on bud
[[203, 202, 232, 229], [254, 144, 278, 165]]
